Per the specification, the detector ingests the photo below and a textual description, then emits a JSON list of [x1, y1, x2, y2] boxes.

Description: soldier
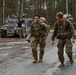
[[16, 17, 23, 38], [51, 12, 75, 68], [31, 15, 48, 63], [26, 17, 50, 42]]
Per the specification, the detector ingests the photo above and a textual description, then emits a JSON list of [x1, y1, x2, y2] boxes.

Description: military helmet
[[40, 17, 47, 23]]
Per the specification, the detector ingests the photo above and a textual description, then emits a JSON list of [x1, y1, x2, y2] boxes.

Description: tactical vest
[[32, 22, 46, 37], [56, 20, 72, 39]]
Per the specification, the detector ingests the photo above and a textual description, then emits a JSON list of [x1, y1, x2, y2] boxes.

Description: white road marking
[[21, 47, 30, 49], [0, 47, 13, 50], [0, 41, 29, 46], [0, 46, 19, 50]]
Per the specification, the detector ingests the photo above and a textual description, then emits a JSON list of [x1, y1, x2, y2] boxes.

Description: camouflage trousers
[[57, 38, 73, 63], [16, 27, 22, 38], [31, 37, 46, 61]]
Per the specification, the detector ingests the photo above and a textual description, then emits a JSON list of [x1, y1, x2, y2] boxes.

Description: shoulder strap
[[63, 20, 66, 29]]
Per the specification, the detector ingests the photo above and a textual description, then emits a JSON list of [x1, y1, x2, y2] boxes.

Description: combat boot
[[26, 39, 30, 43], [70, 59, 74, 65], [59, 63, 64, 68], [39, 59, 43, 62], [33, 60, 38, 63], [33, 58, 38, 63]]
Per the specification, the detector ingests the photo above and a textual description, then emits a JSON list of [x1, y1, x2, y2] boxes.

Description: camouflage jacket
[[31, 21, 48, 38], [51, 20, 75, 41]]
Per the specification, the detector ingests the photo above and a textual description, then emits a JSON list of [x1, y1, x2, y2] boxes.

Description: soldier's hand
[[72, 38, 75, 43], [51, 41, 54, 45], [26, 38, 30, 43]]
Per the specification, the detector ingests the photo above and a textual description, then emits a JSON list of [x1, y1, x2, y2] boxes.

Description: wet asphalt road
[[0, 32, 76, 75], [0, 33, 53, 75]]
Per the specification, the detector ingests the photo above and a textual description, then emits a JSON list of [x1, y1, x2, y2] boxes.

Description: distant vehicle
[[1, 17, 33, 38]]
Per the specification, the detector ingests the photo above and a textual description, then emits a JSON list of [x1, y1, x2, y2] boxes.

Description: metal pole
[[3, 0, 5, 24], [66, 0, 68, 14]]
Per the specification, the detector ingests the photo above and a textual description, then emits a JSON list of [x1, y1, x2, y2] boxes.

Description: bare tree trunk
[[17, 0, 20, 15], [3, 0, 5, 24]]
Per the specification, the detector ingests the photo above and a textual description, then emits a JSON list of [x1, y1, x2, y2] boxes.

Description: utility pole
[[66, 0, 68, 14], [3, 0, 5, 24], [17, 0, 20, 15]]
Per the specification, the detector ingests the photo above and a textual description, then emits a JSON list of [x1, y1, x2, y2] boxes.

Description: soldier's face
[[35, 16, 40, 23], [56, 16, 61, 21]]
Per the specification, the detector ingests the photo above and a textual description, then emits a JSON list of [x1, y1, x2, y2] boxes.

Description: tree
[[47, 0, 56, 25], [5, 0, 18, 17], [0, 0, 3, 26], [0, 0, 76, 26], [47, 0, 66, 25]]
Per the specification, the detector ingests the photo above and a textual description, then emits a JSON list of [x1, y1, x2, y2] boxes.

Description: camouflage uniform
[[31, 21, 48, 61], [26, 17, 50, 41], [51, 20, 75, 63]]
